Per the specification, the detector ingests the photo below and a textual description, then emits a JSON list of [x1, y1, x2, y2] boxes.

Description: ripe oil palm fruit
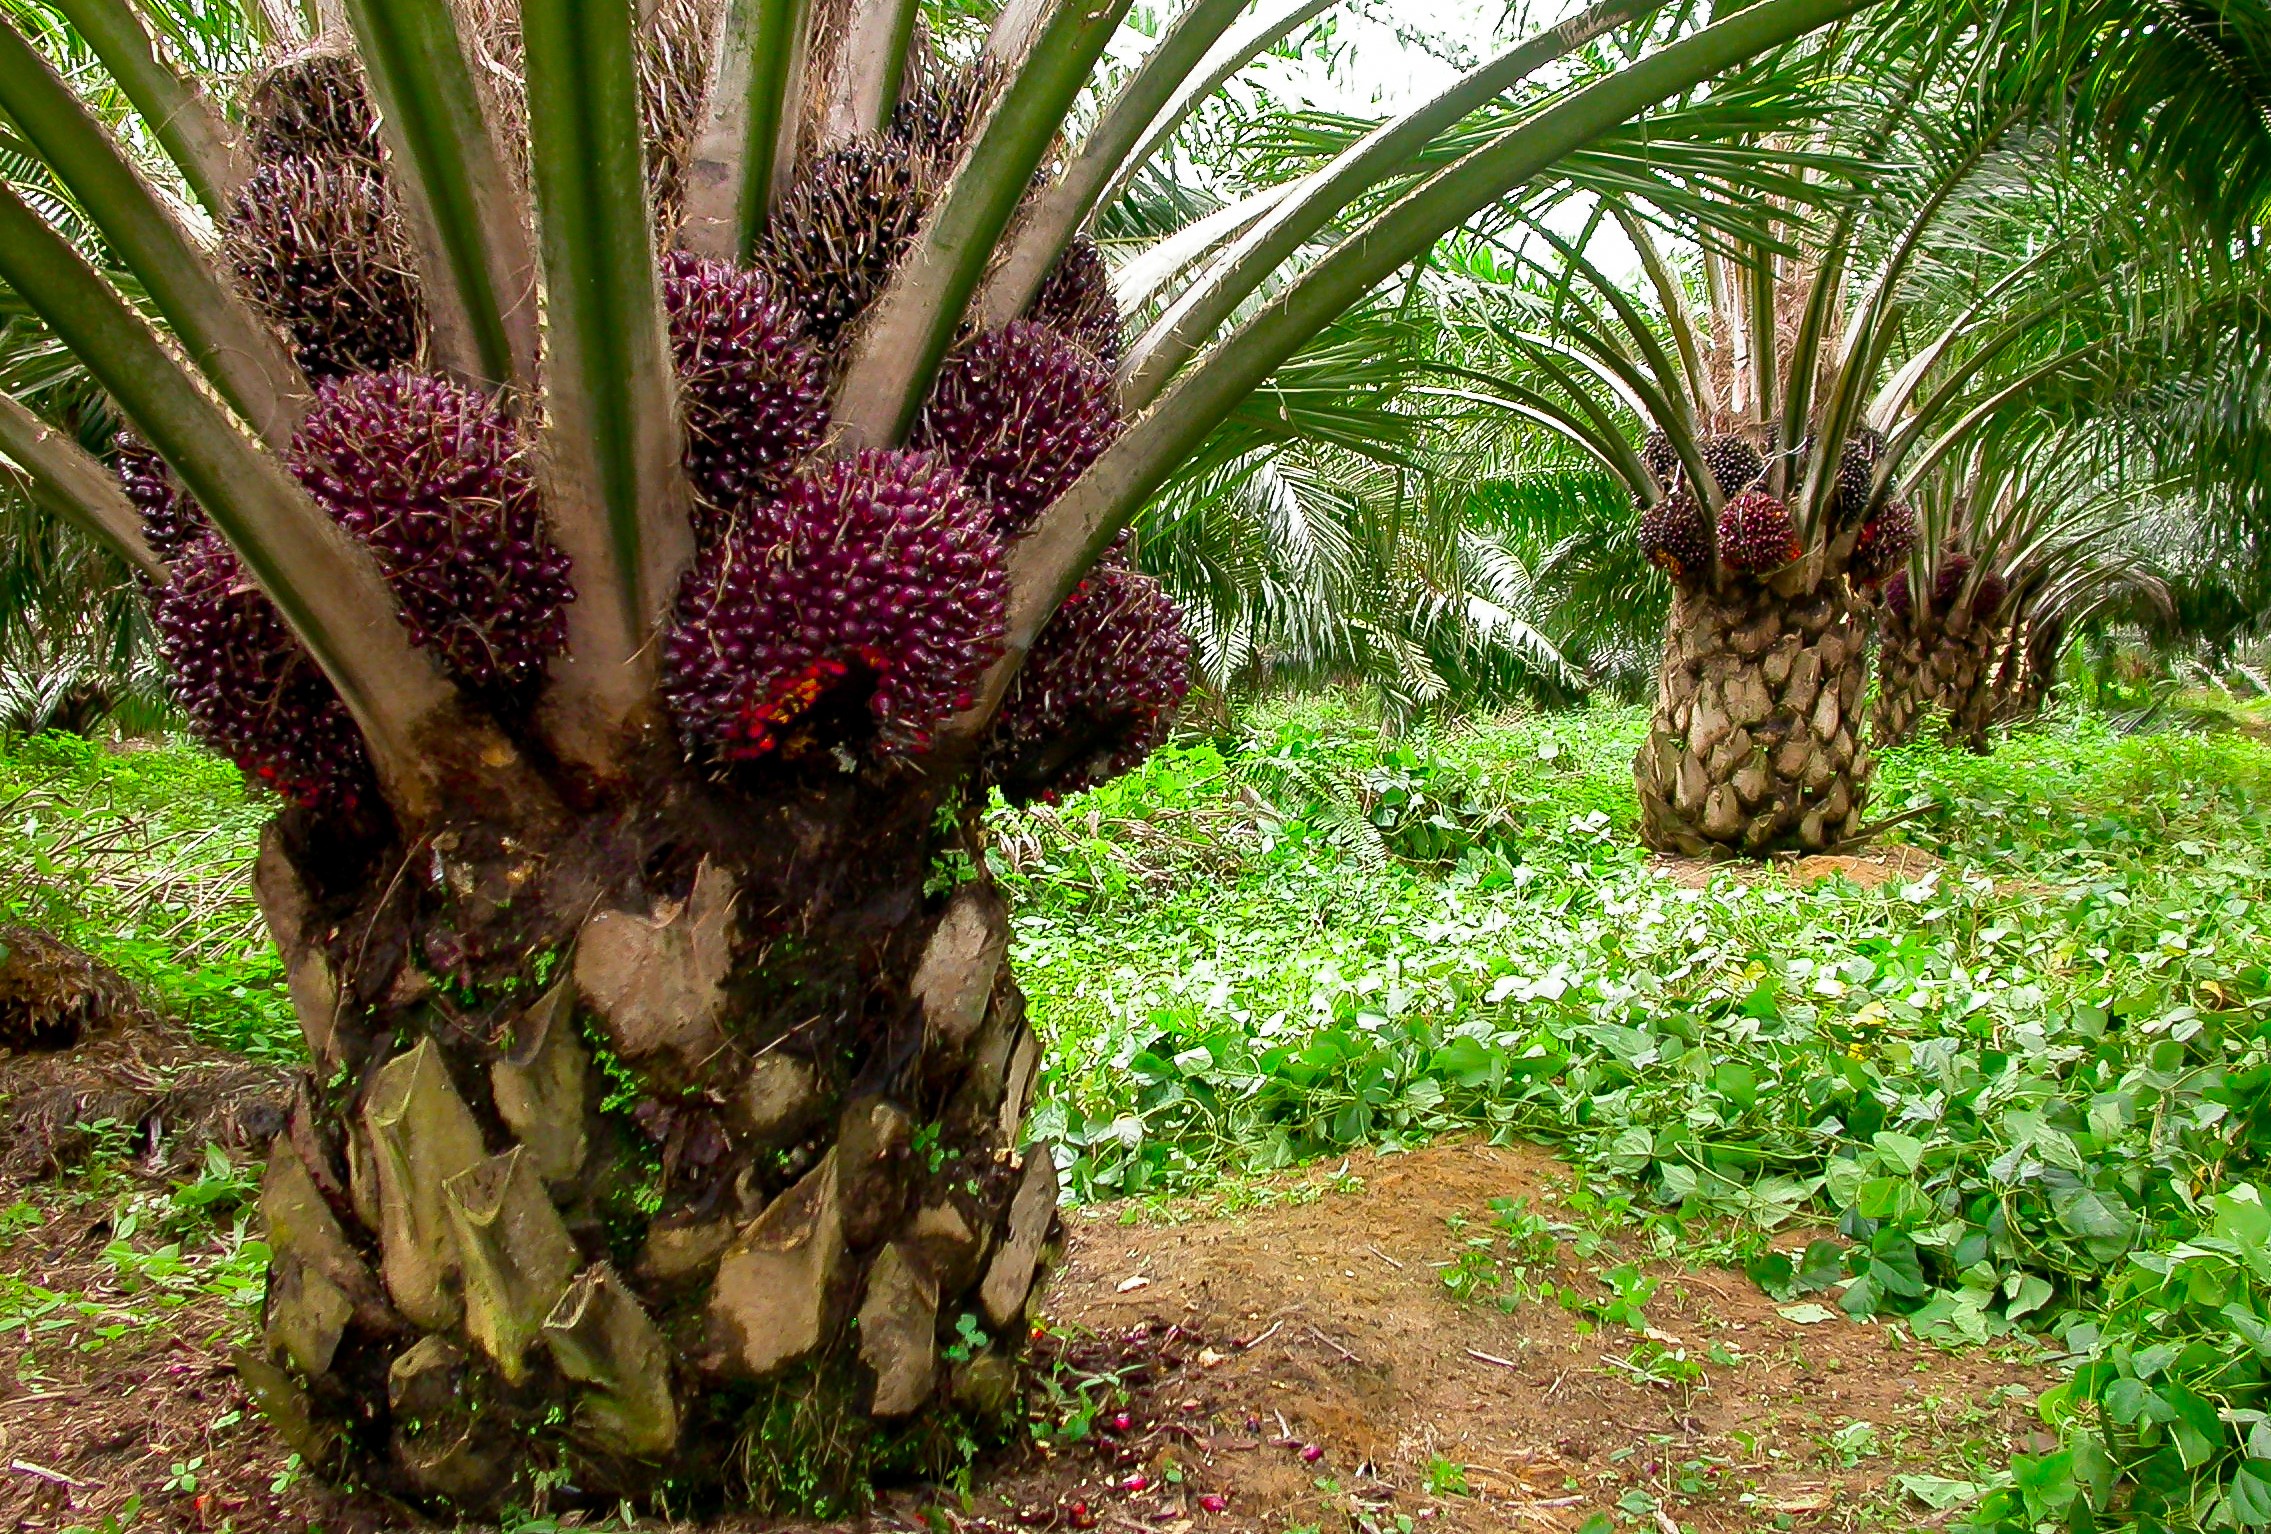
[[0, 0, 1874, 1510]]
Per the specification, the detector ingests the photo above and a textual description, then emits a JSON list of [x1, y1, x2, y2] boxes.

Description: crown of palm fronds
[[0, 0, 1885, 812]]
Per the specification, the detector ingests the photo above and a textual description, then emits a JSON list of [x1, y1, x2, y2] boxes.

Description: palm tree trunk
[[1994, 615, 2062, 724], [1870, 609, 1928, 748], [245, 774, 1054, 1513], [1931, 608, 2008, 753], [1634, 581, 1871, 857]]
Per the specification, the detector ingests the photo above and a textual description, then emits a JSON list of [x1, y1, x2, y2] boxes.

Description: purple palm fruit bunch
[[1883, 567, 1915, 621], [1029, 234, 1123, 366], [113, 430, 207, 562], [914, 320, 1121, 537], [288, 373, 573, 695], [1931, 554, 1976, 615], [1850, 498, 1918, 586], [662, 450, 1008, 760], [660, 251, 830, 528], [154, 534, 374, 809], [983, 560, 1191, 805], [1716, 489, 1803, 573], [224, 157, 422, 380]]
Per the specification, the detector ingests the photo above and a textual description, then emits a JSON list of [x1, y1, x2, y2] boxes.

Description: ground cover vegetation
[[0, 695, 2268, 1529]]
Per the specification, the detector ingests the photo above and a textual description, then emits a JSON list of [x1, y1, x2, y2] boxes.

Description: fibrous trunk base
[[245, 770, 1057, 1517], [1635, 583, 1871, 857], [1869, 607, 2009, 754]]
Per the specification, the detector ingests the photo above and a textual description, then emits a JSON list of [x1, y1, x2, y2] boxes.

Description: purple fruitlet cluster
[[984, 560, 1191, 805], [662, 450, 1008, 759], [1639, 488, 1712, 586], [1716, 490, 1803, 573], [915, 320, 1120, 536], [661, 252, 830, 524], [153, 535, 374, 809], [289, 373, 572, 694]]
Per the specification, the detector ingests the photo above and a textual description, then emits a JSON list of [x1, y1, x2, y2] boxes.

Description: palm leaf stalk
[[0, 0, 1888, 1508]]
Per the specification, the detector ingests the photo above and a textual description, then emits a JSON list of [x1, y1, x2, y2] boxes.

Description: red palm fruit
[[983, 560, 1191, 805], [287, 373, 572, 696], [153, 533, 373, 810], [1639, 488, 1712, 587], [113, 430, 206, 561], [914, 321, 1121, 537], [660, 251, 830, 526], [1029, 234, 1123, 366], [1716, 490, 1803, 573], [1972, 570, 2008, 621], [662, 450, 1007, 761]]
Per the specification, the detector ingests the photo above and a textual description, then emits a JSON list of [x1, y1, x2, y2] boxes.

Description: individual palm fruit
[[1029, 235, 1123, 366], [1638, 487, 1712, 587], [660, 252, 830, 526], [153, 533, 373, 810], [763, 142, 933, 348], [914, 321, 1120, 537], [242, 47, 382, 165], [1715, 489, 1802, 573], [983, 560, 1191, 805], [113, 430, 206, 562], [287, 373, 572, 696], [662, 451, 1007, 761], [223, 157, 422, 379]]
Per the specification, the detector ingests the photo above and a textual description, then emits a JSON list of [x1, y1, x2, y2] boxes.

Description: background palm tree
[[1448, 0, 2271, 855], [1872, 423, 2170, 750]]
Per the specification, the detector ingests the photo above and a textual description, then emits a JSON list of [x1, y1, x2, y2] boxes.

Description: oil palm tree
[[1453, 1, 2271, 856], [1873, 425, 2169, 750], [0, 0, 1875, 1509]]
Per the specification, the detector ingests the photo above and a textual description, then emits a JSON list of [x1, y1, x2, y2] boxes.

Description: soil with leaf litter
[[0, 1089, 2054, 1534]]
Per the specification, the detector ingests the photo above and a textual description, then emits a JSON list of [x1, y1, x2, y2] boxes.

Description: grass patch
[[8, 701, 2271, 1528], [0, 733, 293, 1059]]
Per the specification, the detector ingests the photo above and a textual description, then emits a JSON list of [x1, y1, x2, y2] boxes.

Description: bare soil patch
[[1648, 844, 1943, 891], [0, 1126, 2048, 1533]]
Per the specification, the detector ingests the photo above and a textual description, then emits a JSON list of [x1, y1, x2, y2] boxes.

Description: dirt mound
[[0, 925, 139, 1050], [1650, 842, 1943, 891], [0, 1012, 289, 1178]]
